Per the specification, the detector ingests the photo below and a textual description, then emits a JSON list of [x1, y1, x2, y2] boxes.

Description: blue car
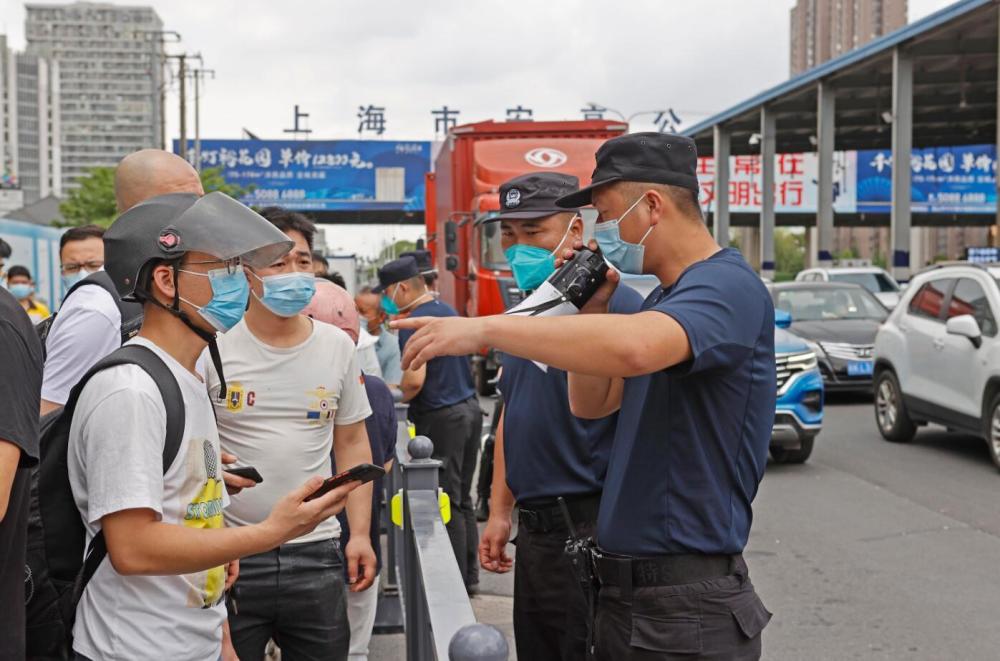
[[772, 309, 824, 463]]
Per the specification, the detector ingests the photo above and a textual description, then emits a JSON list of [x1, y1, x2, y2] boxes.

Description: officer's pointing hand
[[554, 239, 620, 315], [392, 316, 486, 370]]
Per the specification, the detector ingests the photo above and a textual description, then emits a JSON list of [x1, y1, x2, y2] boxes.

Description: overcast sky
[[0, 0, 958, 255]]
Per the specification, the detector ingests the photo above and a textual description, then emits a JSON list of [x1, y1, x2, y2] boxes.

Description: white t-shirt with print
[[68, 337, 228, 661], [205, 318, 372, 544]]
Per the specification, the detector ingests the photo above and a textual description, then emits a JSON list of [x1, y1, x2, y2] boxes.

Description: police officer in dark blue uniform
[[375, 256, 482, 591], [394, 133, 775, 660], [476, 173, 642, 661]]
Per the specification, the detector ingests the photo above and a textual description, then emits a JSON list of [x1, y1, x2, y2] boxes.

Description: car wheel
[[770, 435, 815, 464], [874, 369, 916, 443], [985, 393, 1000, 472]]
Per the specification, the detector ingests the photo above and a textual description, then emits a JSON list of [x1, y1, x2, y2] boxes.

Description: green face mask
[[381, 292, 400, 315], [503, 215, 576, 291]]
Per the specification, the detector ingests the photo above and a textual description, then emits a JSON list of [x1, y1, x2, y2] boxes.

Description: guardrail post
[[448, 624, 509, 661], [403, 435, 442, 661]]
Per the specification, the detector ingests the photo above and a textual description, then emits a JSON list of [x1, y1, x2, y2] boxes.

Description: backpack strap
[[70, 343, 186, 601], [64, 271, 144, 344]]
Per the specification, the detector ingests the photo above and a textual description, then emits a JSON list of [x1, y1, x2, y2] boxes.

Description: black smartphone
[[226, 466, 263, 484], [305, 463, 385, 502]]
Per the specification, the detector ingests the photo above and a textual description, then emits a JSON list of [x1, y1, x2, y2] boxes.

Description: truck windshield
[[479, 213, 508, 270]]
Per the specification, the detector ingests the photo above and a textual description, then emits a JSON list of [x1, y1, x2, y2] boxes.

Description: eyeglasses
[[179, 257, 243, 274], [60, 260, 104, 275]]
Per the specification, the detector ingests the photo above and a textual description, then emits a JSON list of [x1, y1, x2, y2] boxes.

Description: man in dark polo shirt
[[0, 287, 43, 661], [375, 256, 482, 590], [394, 133, 774, 660], [477, 172, 642, 660]]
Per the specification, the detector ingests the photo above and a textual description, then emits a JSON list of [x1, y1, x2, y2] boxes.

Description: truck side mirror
[[445, 221, 458, 256], [445, 255, 459, 272]]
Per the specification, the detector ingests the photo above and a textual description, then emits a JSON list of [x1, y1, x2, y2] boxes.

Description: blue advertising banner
[[856, 144, 997, 214], [173, 139, 430, 213]]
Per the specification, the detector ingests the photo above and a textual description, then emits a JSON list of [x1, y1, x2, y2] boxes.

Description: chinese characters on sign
[[357, 105, 387, 136], [176, 139, 430, 214], [431, 106, 460, 134], [696, 152, 857, 214], [506, 105, 534, 121], [857, 144, 997, 214]]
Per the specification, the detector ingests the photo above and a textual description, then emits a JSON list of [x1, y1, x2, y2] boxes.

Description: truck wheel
[[874, 369, 916, 443], [985, 393, 1000, 472], [770, 435, 815, 464], [475, 362, 496, 397]]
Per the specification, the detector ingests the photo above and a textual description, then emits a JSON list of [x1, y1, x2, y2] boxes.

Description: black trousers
[[513, 518, 594, 661], [593, 556, 771, 661], [411, 397, 482, 587], [228, 538, 349, 661]]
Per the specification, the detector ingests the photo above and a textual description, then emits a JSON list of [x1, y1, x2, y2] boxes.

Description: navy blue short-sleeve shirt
[[398, 299, 475, 414], [597, 248, 775, 556], [499, 284, 644, 502]]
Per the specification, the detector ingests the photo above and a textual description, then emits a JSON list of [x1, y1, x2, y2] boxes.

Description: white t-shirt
[[357, 327, 382, 377], [205, 318, 372, 544], [68, 337, 228, 661], [42, 284, 121, 405]]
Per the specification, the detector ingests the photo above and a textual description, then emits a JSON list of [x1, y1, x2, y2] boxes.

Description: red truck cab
[[425, 119, 627, 392]]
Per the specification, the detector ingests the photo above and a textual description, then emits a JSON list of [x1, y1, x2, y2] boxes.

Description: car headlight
[[802, 339, 825, 360], [784, 351, 818, 371]]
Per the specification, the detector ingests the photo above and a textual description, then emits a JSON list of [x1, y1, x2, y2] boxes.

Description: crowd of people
[[2, 132, 778, 661]]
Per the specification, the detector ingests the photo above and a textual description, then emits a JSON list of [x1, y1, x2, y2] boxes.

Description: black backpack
[[35, 271, 144, 361], [25, 344, 185, 660]]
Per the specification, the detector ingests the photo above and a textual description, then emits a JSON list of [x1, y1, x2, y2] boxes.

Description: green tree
[[57, 164, 251, 227], [774, 229, 805, 281], [377, 239, 416, 264], [58, 166, 118, 227]]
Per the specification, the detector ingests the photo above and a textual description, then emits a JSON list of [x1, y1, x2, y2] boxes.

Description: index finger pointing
[[390, 316, 432, 331]]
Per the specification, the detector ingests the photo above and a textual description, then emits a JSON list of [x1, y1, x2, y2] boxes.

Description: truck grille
[[776, 351, 817, 393], [819, 342, 874, 361]]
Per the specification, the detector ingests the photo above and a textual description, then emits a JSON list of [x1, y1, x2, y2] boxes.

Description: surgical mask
[[381, 290, 400, 316], [9, 283, 33, 300], [504, 215, 577, 291], [178, 266, 250, 333], [61, 269, 96, 292], [594, 196, 652, 275], [251, 271, 316, 318]]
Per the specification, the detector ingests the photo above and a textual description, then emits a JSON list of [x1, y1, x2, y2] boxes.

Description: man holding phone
[[205, 208, 375, 661]]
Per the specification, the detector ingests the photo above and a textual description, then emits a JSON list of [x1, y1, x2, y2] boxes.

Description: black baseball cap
[[399, 249, 435, 274], [476, 172, 581, 225], [555, 133, 699, 208], [373, 256, 419, 293]]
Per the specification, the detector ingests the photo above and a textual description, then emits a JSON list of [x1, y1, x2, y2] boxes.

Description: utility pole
[[134, 29, 180, 150], [190, 68, 215, 172], [168, 52, 201, 161]]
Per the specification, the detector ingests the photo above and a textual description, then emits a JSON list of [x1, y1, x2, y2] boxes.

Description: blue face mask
[[252, 271, 316, 317], [504, 215, 576, 291], [9, 283, 33, 300], [381, 290, 400, 316], [594, 196, 652, 275], [179, 266, 250, 333], [61, 269, 92, 292]]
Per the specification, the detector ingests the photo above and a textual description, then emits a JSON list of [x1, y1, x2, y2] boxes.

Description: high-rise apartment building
[[790, 0, 908, 75], [1, 33, 60, 208], [25, 2, 163, 196]]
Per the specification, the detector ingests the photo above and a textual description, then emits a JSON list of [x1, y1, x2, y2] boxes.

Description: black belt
[[518, 493, 600, 534], [595, 552, 741, 590]]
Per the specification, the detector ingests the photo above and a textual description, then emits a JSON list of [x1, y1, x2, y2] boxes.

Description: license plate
[[847, 360, 874, 376]]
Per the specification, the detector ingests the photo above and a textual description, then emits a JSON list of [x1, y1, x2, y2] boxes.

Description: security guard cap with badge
[[476, 172, 582, 225]]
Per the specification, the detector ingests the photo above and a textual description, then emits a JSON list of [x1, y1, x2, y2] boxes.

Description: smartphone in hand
[[305, 463, 385, 502], [226, 466, 263, 484]]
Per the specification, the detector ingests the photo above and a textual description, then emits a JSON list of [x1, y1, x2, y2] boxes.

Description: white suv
[[796, 266, 902, 309], [872, 262, 1000, 471]]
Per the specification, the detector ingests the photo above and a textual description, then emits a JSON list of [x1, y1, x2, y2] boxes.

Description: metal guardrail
[[380, 401, 509, 661]]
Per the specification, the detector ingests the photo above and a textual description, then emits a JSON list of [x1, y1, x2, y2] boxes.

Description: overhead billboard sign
[[696, 143, 997, 216], [856, 144, 996, 214], [173, 139, 431, 215]]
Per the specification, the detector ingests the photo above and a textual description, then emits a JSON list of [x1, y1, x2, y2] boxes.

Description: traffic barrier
[[379, 398, 509, 660]]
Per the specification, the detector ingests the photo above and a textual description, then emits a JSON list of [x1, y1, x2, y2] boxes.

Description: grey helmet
[[105, 191, 293, 302], [104, 191, 293, 399]]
